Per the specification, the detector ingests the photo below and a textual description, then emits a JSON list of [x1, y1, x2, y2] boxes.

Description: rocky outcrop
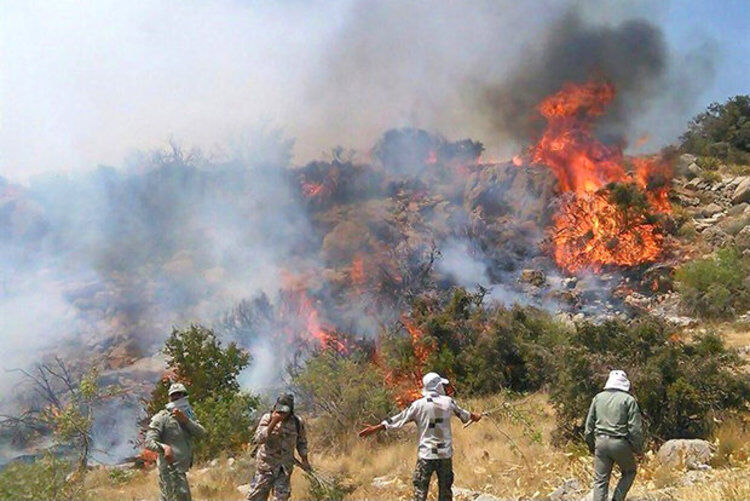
[[657, 439, 712, 470], [732, 176, 750, 204]]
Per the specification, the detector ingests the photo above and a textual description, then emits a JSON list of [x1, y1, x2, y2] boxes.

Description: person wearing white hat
[[359, 372, 481, 501], [145, 382, 206, 501], [584, 370, 643, 501]]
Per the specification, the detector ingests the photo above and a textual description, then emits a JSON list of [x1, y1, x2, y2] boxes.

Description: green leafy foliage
[[144, 324, 259, 460], [680, 95, 750, 163], [0, 454, 81, 501], [550, 317, 750, 445], [675, 247, 750, 319], [292, 349, 397, 446]]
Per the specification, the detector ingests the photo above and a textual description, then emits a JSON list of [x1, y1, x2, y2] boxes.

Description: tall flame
[[530, 81, 670, 272]]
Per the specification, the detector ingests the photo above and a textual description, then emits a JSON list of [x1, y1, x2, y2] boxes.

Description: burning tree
[[530, 80, 671, 273]]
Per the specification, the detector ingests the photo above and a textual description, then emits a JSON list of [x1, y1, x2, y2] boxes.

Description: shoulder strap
[[293, 414, 301, 435]]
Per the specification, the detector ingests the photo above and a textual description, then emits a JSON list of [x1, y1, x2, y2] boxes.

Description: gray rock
[[728, 202, 749, 216], [549, 478, 582, 500], [735, 226, 750, 251], [687, 162, 703, 179], [657, 439, 712, 470], [732, 177, 750, 204], [674, 154, 697, 177], [701, 203, 724, 217]]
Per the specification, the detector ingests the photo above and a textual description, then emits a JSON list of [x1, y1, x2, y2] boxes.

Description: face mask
[[166, 396, 197, 420]]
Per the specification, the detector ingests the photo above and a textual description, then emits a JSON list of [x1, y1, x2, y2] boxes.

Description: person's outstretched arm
[[359, 403, 417, 437], [450, 399, 481, 424]]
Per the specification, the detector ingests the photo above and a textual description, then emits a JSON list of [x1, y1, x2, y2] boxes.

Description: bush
[[292, 349, 397, 446], [680, 95, 750, 163], [675, 247, 750, 319], [395, 288, 569, 396], [0, 454, 81, 501], [143, 325, 259, 461], [550, 317, 750, 446]]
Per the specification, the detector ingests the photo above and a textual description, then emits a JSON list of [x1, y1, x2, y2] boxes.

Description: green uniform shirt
[[145, 409, 206, 472], [584, 389, 643, 453]]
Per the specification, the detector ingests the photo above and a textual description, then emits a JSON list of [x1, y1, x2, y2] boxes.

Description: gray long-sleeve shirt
[[381, 392, 471, 459], [584, 389, 644, 453], [145, 409, 206, 472]]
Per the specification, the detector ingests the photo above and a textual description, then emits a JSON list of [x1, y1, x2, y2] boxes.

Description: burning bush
[[550, 317, 750, 446], [373, 288, 570, 403], [675, 247, 750, 320], [529, 80, 672, 272], [142, 325, 260, 461]]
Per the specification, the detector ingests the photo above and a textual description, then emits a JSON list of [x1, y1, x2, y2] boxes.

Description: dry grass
[[82, 393, 750, 500]]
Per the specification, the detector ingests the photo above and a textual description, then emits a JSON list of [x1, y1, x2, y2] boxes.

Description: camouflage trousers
[[158, 463, 191, 501], [247, 466, 292, 501], [413, 457, 454, 501]]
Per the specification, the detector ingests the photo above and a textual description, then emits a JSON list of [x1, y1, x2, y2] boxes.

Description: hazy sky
[[1, 0, 748, 182]]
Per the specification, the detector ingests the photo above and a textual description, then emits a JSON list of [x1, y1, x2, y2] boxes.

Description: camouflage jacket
[[145, 409, 206, 472], [252, 412, 308, 473]]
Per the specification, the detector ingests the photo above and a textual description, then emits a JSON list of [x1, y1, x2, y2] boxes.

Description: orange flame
[[381, 316, 434, 407], [531, 81, 670, 272]]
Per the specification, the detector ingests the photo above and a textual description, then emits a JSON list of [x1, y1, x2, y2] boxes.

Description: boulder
[[727, 202, 749, 216], [657, 439, 712, 470], [732, 177, 750, 205], [700, 203, 724, 217], [674, 154, 697, 177], [735, 226, 750, 251], [687, 162, 703, 179]]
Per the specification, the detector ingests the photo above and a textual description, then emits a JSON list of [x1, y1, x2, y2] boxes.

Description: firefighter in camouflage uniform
[[247, 393, 310, 501]]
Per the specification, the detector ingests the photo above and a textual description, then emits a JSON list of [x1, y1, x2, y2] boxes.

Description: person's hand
[[171, 408, 188, 424], [470, 412, 483, 422], [269, 411, 285, 431], [162, 444, 174, 463], [358, 424, 383, 438]]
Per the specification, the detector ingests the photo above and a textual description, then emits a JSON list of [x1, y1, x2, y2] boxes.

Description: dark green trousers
[[593, 435, 637, 501], [413, 457, 453, 501]]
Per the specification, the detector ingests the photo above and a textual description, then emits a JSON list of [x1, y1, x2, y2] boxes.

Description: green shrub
[[550, 317, 750, 446], [143, 325, 260, 461], [0, 454, 81, 501], [680, 95, 750, 163], [675, 247, 750, 319], [292, 349, 397, 446], [396, 289, 569, 395], [699, 169, 722, 183], [696, 156, 721, 171]]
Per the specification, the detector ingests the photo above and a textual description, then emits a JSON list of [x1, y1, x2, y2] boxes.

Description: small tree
[[1, 358, 118, 471], [144, 324, 259, 461], [680, 95, 750, 163]]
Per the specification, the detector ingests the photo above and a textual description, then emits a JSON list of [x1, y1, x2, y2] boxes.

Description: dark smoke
[[482, 10, 668, 144]]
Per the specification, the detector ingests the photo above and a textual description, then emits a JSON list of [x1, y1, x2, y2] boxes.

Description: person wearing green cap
[[247, 393, 309, 501], [145, 382, 206, 501]]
